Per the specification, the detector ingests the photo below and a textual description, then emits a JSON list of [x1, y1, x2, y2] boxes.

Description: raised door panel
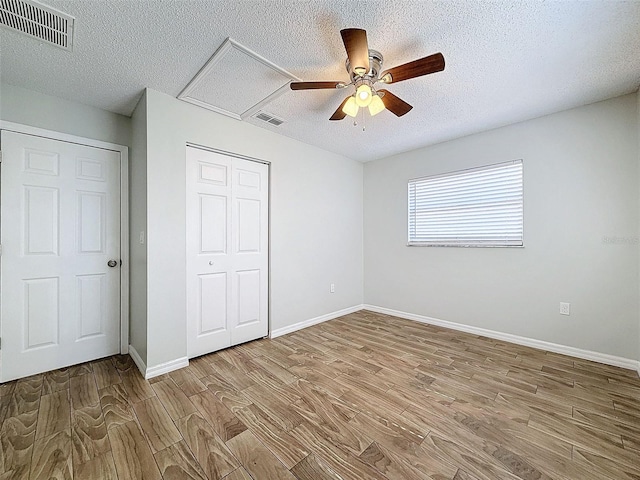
[[199, 161, 227, 186], [76, 157, 107, 182], [236, 198, 261, 253], [77, 192, 106, 254], [23, 277, 60, 350], [24, 186, 60, 256], [198, 273, 228, 335], [236, 270, 260, 326], [24, 148, 59, 176], [236, 169, 261, 190], [76, 274, 106, 340], [200, 194, 227, 254]]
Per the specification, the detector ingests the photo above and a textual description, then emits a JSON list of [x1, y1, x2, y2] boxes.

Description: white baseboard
[[128, 344, 189, 380], [128, 344, 147, 377], [363, 304, 640, 373], [145, 356, 189, 380], [270, 304, 365, 338]]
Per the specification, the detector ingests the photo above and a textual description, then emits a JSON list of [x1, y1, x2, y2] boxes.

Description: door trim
[[186, 142, 270, 165], [0, 121, 130, 359]]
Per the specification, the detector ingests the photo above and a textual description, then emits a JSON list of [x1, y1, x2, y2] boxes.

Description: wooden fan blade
[[329, 97, 351, 121], [340, 28, 370, 75], [378, 89, 413, 117], [290, 81, 343, 90], [380, 53, 445, 84]]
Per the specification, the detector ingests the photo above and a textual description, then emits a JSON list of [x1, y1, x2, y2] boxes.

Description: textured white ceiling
[[1, 1, 639, 162]]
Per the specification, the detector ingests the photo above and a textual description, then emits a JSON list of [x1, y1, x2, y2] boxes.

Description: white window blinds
[[408, 160, 523, 247]]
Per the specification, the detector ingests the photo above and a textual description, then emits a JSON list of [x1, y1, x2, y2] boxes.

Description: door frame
[[185, 142, 271, 350], [0, 121, 130, 365]]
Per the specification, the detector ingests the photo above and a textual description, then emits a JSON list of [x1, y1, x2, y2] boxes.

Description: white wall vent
[[0, 0, 74, 51], [252, 111, 285, 126]]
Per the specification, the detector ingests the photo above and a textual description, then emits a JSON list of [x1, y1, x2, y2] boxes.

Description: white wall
[[364, 94, 639, 361], [129, 92, 148, 362], [0, 83, 131, 147], [144, 89, 363, 369]]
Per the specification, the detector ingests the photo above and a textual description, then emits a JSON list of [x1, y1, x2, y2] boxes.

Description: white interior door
[[186, 146, 268, 358], [1, 130, 121, 382]]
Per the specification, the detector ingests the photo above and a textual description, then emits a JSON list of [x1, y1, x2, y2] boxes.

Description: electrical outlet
[[559, 302, 571, 316], [330, 283, 335, 293]]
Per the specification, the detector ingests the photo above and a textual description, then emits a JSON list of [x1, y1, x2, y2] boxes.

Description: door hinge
[[0, 150, 3, 163], [0, 244, 3, 256]]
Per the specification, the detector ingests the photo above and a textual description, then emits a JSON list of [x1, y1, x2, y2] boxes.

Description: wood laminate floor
[[1, 310, 639, 479]]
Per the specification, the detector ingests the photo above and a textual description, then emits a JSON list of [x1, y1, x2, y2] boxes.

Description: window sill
[[407, 243, 524, 248]]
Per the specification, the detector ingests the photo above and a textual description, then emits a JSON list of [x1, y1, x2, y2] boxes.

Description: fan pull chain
[[362, 107, 366, 131]]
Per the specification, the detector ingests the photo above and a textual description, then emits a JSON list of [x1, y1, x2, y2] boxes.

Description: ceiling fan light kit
[[290, 28, 445, 123], [342, 96, 359, 117]]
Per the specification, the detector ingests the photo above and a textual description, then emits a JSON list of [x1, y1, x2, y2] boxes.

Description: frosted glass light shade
[[342, 96, 359, 117], [368, 94, 385, 116], [355, 84, 372, 107]]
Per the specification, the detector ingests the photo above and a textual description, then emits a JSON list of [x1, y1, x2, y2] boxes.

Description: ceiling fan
[[290, 28, 445, 121]]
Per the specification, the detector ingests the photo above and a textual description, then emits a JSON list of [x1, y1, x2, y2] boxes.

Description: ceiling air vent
[[253, 111, 285, 126], [0, 0, 74, 51]]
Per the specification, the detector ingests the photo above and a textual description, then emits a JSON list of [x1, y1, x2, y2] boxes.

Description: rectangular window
[[408, 160, 523, 247]]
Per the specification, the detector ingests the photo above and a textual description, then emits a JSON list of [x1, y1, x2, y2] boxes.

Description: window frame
[[407, 159, 524, 248]]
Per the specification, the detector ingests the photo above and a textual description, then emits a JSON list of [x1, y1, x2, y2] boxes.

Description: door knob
[[107, 260, 118, 267]]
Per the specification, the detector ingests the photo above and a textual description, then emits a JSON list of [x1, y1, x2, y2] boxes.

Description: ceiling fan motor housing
[[346, 49, 383, 82]]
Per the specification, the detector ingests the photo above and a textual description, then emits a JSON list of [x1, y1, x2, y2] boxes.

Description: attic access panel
[[179, 38, 300, 120]]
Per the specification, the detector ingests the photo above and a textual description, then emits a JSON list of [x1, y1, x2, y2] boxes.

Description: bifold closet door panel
[[186, 147, 268, 358]]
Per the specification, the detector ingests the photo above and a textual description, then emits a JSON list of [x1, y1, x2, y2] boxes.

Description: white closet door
[[1, 131, 121, 382], [186, 147, 268, 358]]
